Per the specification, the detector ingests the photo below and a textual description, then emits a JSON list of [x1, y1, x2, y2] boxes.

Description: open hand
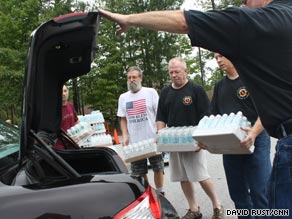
[[98, 8, 130, 35]]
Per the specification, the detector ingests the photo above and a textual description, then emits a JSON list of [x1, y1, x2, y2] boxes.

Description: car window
[[0, 121, 20, 159]]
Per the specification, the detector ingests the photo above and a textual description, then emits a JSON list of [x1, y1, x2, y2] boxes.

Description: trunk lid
[[20, 12, 100, 159]]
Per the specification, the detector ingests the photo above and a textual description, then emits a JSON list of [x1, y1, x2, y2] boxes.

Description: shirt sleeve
[[73, 110, 78, 123], [184, 8, 241, 58], [70, 102, 78, 123], [156, 88, 168, 123], [196, 85, 210, 120], [117, 95, 125, 117], [210, 83, 219, 115], [152, 89, 159, 116]]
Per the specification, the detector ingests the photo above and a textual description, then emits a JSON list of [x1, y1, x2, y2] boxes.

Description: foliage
[[0, 0, 242, 127], [215, 0, 242, 9], [187, 0, 242, 93], [77, 0, 189, 129], [0, 0, 76, 124]]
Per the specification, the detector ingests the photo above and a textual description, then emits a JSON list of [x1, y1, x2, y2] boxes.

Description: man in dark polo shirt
[[98, 0, 292, 215]]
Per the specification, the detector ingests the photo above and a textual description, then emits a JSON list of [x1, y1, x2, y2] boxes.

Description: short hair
[[168, 57, 187, 69], [127, 66, 143, 77]]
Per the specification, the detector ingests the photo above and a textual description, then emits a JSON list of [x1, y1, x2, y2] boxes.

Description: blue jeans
[[268, 135, 292, 219], [223, 130, 271, 219]]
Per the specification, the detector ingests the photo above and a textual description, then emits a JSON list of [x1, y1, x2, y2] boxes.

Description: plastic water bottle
[[231, 111, 243, 127], [240, 116, 248, 128], [169, 129, 175, 144], [205, 115, 215, 128], [174, 128, 180, 144], [186, 126, 195, 143], [209, 114, 221, 128], [181, 127, 189, 144], [177, 129, 184, 144], [224, 112, 235, 126], [197, 116, 208, 128], [157, 130, 163, 144], [216, 114, 228, 128]]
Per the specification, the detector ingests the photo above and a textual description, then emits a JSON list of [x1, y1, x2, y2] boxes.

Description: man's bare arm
[[156, 121, 166, 132], [240, 117, 264, 148], [98, 8, 189, 35], [120, 117, 129, 146]]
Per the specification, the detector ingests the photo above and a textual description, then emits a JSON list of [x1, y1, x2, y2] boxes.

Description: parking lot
[[114, 137, 277, 218]]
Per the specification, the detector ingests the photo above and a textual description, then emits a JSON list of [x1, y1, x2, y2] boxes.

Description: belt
[[276, 120, 292, 138]]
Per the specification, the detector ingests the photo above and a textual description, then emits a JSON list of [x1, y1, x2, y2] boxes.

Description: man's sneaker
[[181, 207, 202, 219], [212, 205, 224, 219]]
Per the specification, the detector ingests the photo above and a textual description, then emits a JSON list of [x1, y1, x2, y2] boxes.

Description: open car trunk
[[14, 11, 129, 184], [24, 147, 128, 184]]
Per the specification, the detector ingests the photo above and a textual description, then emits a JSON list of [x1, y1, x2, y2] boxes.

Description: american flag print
[[126, 99, 146, 116]]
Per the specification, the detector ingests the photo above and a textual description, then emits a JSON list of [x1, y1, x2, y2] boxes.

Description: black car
[[0, 12, 179, 219]]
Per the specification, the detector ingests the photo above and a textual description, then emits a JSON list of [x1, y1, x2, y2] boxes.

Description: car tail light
[[113, 186, 161, 219], [53, 12, 88, 23]]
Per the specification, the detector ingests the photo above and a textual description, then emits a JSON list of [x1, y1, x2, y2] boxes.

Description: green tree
[[0, 0, 42, 123], [78, 0, 190, 130], [186, 0, 242, 94], [0, 0, 77, 124]]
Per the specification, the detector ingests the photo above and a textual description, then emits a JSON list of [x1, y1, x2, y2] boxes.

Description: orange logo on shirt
[[183, 96, 193, 105], [237, 87, 249, 99]]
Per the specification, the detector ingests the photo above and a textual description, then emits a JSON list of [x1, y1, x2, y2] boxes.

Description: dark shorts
[[131, 154, 164, 175]]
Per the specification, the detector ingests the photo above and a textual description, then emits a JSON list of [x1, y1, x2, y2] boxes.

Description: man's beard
[[128, 81, 142, 93]]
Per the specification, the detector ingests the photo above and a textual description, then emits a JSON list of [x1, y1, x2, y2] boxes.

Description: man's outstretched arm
[[98, 8, 189, 35]]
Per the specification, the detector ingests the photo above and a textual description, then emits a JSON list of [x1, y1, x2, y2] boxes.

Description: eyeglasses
[[127, 75, 141, 80]]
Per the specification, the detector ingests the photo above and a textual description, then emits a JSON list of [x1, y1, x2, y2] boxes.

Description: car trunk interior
[[16, 147, 125, 185]]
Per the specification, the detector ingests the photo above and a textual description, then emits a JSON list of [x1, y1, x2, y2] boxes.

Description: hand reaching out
[[98, 8, 129, 35]]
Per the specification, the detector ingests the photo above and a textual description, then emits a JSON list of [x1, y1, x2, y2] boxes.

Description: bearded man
[[117, 66, 165, 195]]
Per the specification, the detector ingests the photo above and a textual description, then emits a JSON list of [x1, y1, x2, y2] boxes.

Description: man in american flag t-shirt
[[117, 66, 165, 195]]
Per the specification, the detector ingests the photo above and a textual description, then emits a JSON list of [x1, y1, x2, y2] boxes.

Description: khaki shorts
[[131, 154, 164, 175], [169, 150, 210, 182]]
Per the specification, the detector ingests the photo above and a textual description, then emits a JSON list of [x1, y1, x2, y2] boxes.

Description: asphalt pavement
[[148, 151, 236, 218], [114, 137, 277, 219], [148, 137, 277, 218]]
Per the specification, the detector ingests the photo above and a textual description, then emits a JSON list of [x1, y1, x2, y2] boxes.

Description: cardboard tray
[[124, 151, 161, 163], [157, 142, 199, 152], [192, 126, 254, 154]]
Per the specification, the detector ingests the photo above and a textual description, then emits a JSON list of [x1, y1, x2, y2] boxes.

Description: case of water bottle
[[192, 112, 254, 154], [123, 138, 161, 163], [157, 126, 199, 152], [70, 110, 113, 148], [78, 110, 106, 134], [67, 122, 95, 143], [78, 133, 113, 148]]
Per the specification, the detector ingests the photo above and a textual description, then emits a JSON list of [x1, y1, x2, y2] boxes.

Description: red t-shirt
[[54, 102, 78, 149], [61, 102, 78, 131]]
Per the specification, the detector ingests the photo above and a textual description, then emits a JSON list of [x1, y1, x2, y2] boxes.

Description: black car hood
[[20, 12, 100, 158]]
